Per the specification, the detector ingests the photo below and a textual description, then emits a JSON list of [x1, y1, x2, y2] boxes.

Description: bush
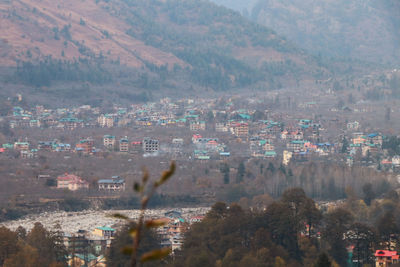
[[45, 178, 57, 187], [59, 198, 89, 212], [0, 208, 27, 222]]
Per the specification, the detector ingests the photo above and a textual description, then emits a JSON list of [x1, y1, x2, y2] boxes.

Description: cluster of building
[[2, 97, 399, 171], [64, 226, 115, 266], [62, 210, 205, 266], [54, 173, 125, 192], [0, 136, 161, 157]]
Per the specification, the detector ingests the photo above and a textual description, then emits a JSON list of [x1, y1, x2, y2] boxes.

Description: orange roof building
[[375, 250, 399, 267]]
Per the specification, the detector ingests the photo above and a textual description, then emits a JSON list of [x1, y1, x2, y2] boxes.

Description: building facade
[[98, 176, 125, 191], [143, 138, 159, 153], [57, 174, 89, 191]]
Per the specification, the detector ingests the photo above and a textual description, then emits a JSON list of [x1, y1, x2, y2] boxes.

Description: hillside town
[[2, 0, 400, 265], [1, 93, 400, 267], [2, 94, 399, 175]]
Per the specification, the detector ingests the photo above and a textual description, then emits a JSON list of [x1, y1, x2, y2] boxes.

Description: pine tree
[[314, 252, 332, 267], [236, 161, 245, 183], [341, 137, 349, 153]]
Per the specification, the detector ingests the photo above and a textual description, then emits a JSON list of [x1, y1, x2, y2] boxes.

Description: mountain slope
[[251, 0, 400, 64], [0, 0, 184, 68], [209, 0, 258, 17], [1, 0, 328, 101]]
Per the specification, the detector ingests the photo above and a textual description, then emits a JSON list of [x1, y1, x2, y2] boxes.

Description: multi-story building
[[130, 141, 142, 154], [54, 143, 71, 152], [281, 129, 304, 140], [40, 116, 57, 127], [171, 233, 184, 252], [68, 254, 106, 267], [268, 124, 282, 135], [232, 122, 249, 137], [215, 123, 228, 132], [190, 121, 206, 131], [14, 142, 30, 151], [38, 140, 56, 151], [63, 232, 90, 255], [156, 214, 189, 253], [64, 230, 108, 258], [75, 138, 94, 154], [192, 134, 202, 143], [283, 150, 293, 165], [368, 133, 383, 146], [119, 138, 129, 152], [353, 135, 367, 145], [172, 138, 184, 154], [20, 149, 37, 159], [98, 176, 125, 191], [103, 135, 116, 150], [287, 140, 306, 151], [97, 114, 114, 128], [352, 132, 366, 144], [362, 143, 379, 157], [392, 155, 400, 167], [263, 141, 275, 151], [93, 226, 116, 239], [57, 174, 89, 191], [347, 121, 360, 130], [59, 117, 84, 130], [375, 250, 399, 267], [143, 138, 159, 153], [29, 120, 41, 128]]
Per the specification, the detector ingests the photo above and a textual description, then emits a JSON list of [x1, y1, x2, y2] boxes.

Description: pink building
[[57, 173, 89, 191], [375, 250, 399, 266]]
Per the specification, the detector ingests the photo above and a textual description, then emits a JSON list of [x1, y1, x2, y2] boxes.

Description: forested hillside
[[211, 0, 400, 64], [209, 0, 258, 17], [251, 0, 400, 64], [0, 0, 328, 102]]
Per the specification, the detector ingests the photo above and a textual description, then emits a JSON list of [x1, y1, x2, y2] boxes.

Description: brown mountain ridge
[[0, 0, 330, 102], [0, 0, 184, 68]]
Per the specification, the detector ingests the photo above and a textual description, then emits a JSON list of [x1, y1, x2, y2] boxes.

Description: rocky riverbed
[[0, 207, 210, 233]]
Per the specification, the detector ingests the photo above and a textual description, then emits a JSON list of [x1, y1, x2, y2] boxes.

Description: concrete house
[[190, 121, 206, 131], [143, 137, 159, 153], [119, 137, 129, 152], [93, 226, 115, 239], [98, 176, 125, 191], [375, 250, 399, 267], [103, 135, 116, 150], [57, 174, 89, 191]]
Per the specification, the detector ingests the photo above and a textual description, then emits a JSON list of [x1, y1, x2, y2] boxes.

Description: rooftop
[[96, 226, 115, 232]]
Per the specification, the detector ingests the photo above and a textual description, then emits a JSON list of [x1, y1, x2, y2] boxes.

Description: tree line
[[105, 187, 400, 266], [3, 188, 400, 266], [0, 222, 66, 267], [214, 160, 394, 204], [13, 57, 112, 87]]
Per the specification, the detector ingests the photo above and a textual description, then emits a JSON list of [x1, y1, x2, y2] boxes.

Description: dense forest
[[0, 222, 66, 267], [106, 188, 400, 267], [13, 57, 112, 87], [211, 160, 394, 205]]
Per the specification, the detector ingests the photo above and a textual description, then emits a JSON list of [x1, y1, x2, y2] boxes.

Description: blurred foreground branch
[[112, 161, 176, 267]]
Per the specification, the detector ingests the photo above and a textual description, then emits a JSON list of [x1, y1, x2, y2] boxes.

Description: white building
[[393, 155, 400, 167], [98, 176, 126, 191], [143, 138, 159, 153]]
